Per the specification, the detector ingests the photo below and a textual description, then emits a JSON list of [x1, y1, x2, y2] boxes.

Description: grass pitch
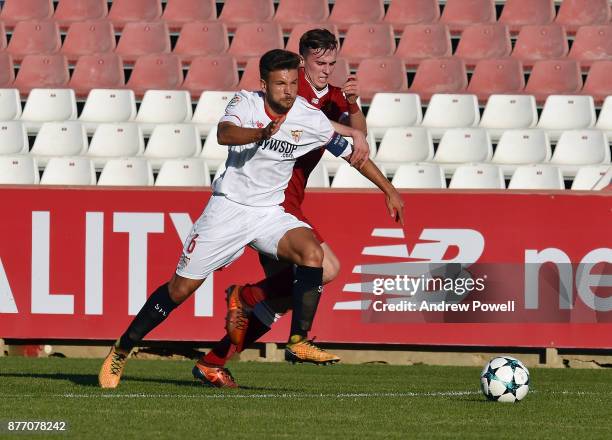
[[1, 357, 611, 439]]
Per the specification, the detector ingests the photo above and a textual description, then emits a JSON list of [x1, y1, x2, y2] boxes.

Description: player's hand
[[386, 189, 405, 226], [261, 115, 286, 140], [342, 75, 360, 104], [349, 130, 369, 169]]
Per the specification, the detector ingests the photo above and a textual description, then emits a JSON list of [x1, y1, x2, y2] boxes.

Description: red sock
[[241, 266, 294, 307], [240, 282, 267, 308], [200, 336, 235, 367]]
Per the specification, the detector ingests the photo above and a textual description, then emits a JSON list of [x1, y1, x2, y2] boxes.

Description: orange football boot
[[192, 361, 238, 388]]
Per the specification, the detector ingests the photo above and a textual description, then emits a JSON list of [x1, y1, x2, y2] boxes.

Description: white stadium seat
[[375, 127, 434, 173], [144, 123, 202, 169], [40, 156, 96, 185], [322, 131, 377, 174], [0, 121, 29, 155], [422, 94, 480, 139], [20, 88, 77, 133], [449, 163, 505, 189], [391, 163, 446, 189], [192, 91, 240, 136], [537, 95, 596, 141], [135, 90, 193, 135], [98, 158, 154, 186], [479, 94, 538, 141], [0, 155, 39, 184], [595, 96, 612, 138], [30, 121, 88, 166], [433, 128, 493, 172], [550, 130, 610, 176], [491, 129, 551, 176], [305, 161, 330, 188], [366, 93, 422, 140], [331, 162, 387, 188], [79, 89, 137, 134], [508, 165, 565, 190], [155, 158, 211, 187], [571, 165, 612, 190], [200, 126, 228, 173], [0, 89, 22, 121], [87, 123, 145, 168]]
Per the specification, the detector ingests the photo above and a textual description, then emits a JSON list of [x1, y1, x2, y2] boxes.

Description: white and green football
[[480, 356, 530, 402]]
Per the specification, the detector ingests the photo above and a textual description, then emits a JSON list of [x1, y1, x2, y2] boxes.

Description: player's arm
[[340, 75, 367, 135], [217, 116, 285, 146], [328, 120, 369, 169]]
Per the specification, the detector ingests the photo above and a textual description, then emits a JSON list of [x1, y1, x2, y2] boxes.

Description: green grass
[[1, 357, 612, 439]]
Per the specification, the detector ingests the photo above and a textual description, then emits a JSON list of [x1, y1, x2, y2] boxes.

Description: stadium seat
[[53, 0, 108, 29], [581, 61, 612, 105], [550, 130, 610, 175], [339, 24, 396, 67], [498, 0, 556, 34], [107, 0, 162, 31], [328, 58, 350, 89], [40, 156, 96, 185], [374, 127, 434, 173], [536, 95, 596, 141], [20, 88, 77, 133], [7, 20, 61, 63], [0, 52, 15, 88], [126, 54, 184, 98], [0, 22, 7, 51], [173, 21, 229, 64], [30, 121, 88, 166], [571, 165, 612, 190], [305, 162, 330, 188], [479, 95, 538, 141], [200, 126, 228, 172], [356, 57, 408, 103], [79, 89, 137, 134], [391, 163, 446, 188], [0, 121, 28, 155], [524, 60, 583, 104], [274, 0, 330, 32], [135, 90, 193, 135], [449, 163, 505, 189], [192, 91, 236, 136], [555, 0, 612, 35], [0, 89, 22, 121], [238, 57, 262, 92], [384, 0, 441, 34], [115, 21, 171, 64], [0, 0, 54, 30], [409, 58, 468, 102], [421, 94, 479, 139], [508, 164, 564, 189], [366, 93, 423, 140], [491, 129, 551, 175], [86, 123, 144, 168], [568, 26, 612, 70], [0, 155, 40, 184], [144, 123, 202, 169], [13, 54, 69, 95], [285, 23, 339, 54], [331, 162, 387, 188], [228, 23, 284, 65], [595, 96, 612, 137], [61, 20, 116, 63], [183, 55, 239, 99], [68, 54, 125, 98], [162, 0, 216, 32], [511, 25, 568, 68], [454, 24, 512, 67], [327, 0, 385, 33], [155, 158, 211, 187], [98, 158, 154, 186], [439, 0, 496, 34], [395, 24, 451, 68], [433, 128, 493, 170], [467, 58, 525, 103], [219, 0, 275, 32]]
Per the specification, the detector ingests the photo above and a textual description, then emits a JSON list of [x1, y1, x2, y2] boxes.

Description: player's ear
[[260, 78, 267, 93], [299, 55, 305, 67]]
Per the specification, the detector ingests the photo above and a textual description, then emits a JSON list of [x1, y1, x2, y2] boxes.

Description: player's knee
[[168, 277, 197, 304], [297, 243, 324, 267]]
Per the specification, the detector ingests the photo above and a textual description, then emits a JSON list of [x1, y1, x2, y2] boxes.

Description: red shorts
[[284, 206, 324, 244]]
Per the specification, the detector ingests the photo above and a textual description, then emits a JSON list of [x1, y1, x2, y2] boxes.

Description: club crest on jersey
[[256, 121, 264, 128], [290, 129, 303, 143], [311, 98, 319, 104]]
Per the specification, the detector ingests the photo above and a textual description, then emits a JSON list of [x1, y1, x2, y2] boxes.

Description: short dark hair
[[299, 29, 338, 57], [259, 49, 301, 80]]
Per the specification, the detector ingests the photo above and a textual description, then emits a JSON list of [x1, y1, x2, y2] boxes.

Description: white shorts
[[175, 195, 311, 280]]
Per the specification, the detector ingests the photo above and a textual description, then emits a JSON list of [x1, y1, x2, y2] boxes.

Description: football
[[480, 356, 530, 402]]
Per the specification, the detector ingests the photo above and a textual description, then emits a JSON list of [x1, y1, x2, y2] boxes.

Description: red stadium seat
[[219, 0, 275, 32], [0, 22, 7, 51], [115, 21, 171, 64], [69, 53, 125, 98], [555, 0, 612, 35], [454, 24, 511, 67], [53, 0, 108, 30], [511, 25, 568, 69], [524, 59, 583, 103], [173, 22, 229, 64], [467, 58, 525, 103], [228, 22, 284, 65], [126, 53, 184, 98], [439, 0, 496, 34], [384, 0, 441, 34], [238, 57, 261, 91], [582, 60, 612, 105], [568, 25, 612, 69], [409, 58, 468, 101], [13, 54, 69, 95], [162, 0, 216, 32], [498, 0, 556, 34], [183, 55, 239, 99], [0, 53, 15, 87], [356, 57, 408, 103], [395, 24, 451, 68], [285, 23, 339, 54], [329, 58, 350, 88], [274, 0, 330, 32], [61, 20, 116, 63], [0, 0, 54, 30], [107, 0, 162, 31], [7, 20, 61, 63], [327, 0, 385, 33], [339, 24, 396, 67]]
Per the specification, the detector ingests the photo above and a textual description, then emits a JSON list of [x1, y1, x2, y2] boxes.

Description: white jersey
[[213, 90, 352, 206]]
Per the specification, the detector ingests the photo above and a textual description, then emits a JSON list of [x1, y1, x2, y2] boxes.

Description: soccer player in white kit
[[99, 50, 357, 388]]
